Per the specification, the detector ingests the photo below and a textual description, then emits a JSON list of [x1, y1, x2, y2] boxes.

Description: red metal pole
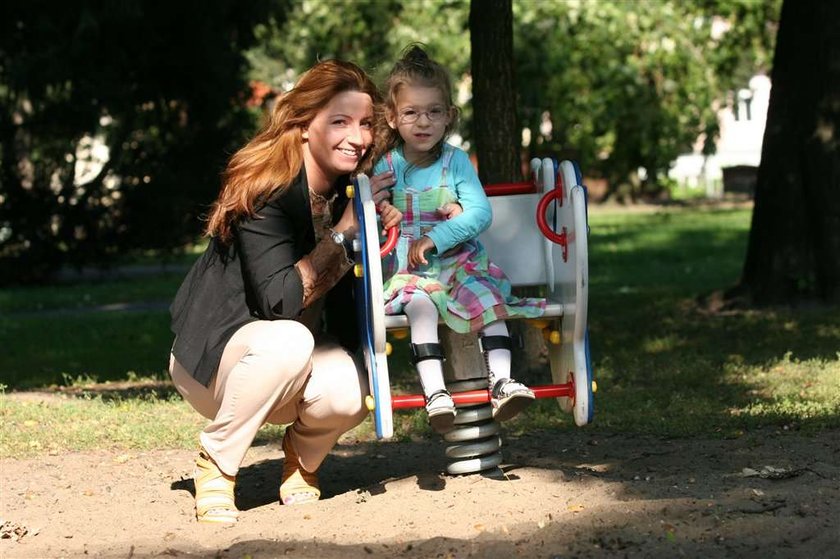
[[390, 383, 574, 410]]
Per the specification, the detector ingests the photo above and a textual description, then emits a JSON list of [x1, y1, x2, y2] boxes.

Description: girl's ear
[[386, 111, 398, 130], [301, 127, 309, 140]]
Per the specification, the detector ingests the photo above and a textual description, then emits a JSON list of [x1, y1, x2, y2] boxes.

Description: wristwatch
[[329, 229, 354, 260]]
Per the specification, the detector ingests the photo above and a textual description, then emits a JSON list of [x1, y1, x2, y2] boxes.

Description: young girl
[[369, 46, 545, 434]]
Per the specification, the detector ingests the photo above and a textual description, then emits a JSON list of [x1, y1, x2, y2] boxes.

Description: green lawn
[[2, 204, 838, 458], [0, 271, 183, 314]]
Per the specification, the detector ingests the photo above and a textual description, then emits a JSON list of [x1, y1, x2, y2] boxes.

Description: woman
[[169, 59, 401, 523]]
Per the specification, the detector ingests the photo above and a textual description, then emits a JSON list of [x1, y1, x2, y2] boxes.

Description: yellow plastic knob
[[354, 263, 364, 278], [385, 342, 392, 356], [346, 184, 355, 198], [365, 394, 375, 411], [591, 380, 598, 393], [549, 330, 561, 345]]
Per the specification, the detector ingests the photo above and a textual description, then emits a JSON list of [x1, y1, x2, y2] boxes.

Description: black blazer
[[170, 168, 358, 386]]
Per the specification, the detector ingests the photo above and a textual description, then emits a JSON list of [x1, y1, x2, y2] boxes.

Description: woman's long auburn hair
[[206, 59, 381, 243]]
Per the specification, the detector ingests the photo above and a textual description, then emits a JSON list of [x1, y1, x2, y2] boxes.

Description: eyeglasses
[[398, 106, 448, 124]]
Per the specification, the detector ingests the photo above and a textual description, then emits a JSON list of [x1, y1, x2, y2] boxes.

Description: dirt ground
[[2, 425, 838, 559]]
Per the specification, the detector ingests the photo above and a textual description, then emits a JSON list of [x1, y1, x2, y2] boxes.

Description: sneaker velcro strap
[[492, 377, 532, 397], [410, 342, 445, 364], [479, 335, 512, 352], [426, 388, 452, 404]]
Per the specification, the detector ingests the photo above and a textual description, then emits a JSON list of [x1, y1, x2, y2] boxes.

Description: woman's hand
[[370, 171, 395, 207], [408, 236, 435, 268], [378, 200, 402, 230], [437, 202, 463, 220]]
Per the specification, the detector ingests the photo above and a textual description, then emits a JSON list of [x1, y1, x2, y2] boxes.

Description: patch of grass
[[510, 205, 840, 437], [0, 311, 172, 389], [725, 353, 840, 429], [0, 243, 205, 314], [1, 204, 838, 458], [0, 376, 376, 459], [0, 392, 199, 458], [0, 273, 183, 314]]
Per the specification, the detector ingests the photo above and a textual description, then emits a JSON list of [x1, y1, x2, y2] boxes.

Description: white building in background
[[668, 74, 771, 196]]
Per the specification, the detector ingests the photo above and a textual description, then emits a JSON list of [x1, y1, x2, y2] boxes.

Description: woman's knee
[[331, 380, 368, 420], [318, 356, 368, 420], [242, 320, 314, 374]]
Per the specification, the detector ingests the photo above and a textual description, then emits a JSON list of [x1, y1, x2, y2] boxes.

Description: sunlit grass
[[0, 377, 375, 459], [726, 353, 840, 426], [0, 389, 204, 458]]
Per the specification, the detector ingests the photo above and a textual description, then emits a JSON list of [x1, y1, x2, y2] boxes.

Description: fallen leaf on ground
[[740, 466, 805, 480]]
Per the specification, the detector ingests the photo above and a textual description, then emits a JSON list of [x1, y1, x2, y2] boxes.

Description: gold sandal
[[280, 431, 320, 506], [194, 449, 239, 523]]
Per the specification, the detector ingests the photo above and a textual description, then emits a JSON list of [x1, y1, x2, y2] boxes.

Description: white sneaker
[[425, 390, 456, 434], [491, 378, 535, 422]]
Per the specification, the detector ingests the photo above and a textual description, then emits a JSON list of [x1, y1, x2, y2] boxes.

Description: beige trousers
[[169, 320, 368, 477]]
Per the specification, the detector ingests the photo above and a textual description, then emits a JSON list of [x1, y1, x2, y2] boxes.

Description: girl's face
[[387, 85, 452, 165], [303, 90, 374, 185]]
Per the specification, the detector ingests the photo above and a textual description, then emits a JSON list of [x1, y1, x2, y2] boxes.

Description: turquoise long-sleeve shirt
[[372, 144, 492, 254]]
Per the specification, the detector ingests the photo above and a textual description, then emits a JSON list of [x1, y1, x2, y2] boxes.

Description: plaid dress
[[381, 146, 545, 333]]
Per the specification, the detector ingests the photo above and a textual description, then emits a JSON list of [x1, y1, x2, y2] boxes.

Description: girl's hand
[[437, 202, 463, 220], [370, 171, 395, 207], [378, 201, 403, 230], [409, 236, 435, 268], [335, 200, 358, 239]]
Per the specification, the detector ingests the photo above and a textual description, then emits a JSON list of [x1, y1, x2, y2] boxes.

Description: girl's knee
[[481, 320, 509, 337], [405, 292, 436, 313]]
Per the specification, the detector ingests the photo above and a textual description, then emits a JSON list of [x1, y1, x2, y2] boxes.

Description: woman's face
[[302, 90, 373, 185]]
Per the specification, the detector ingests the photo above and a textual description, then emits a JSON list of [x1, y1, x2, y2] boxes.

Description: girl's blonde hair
[[368, 44, 459, 170], [206, 59, 380, 243]]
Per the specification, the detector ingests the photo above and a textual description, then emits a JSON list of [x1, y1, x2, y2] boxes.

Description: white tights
[[404, 293, 511, 398]]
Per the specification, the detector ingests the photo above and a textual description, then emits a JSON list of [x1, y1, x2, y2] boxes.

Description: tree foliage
[[514, 0, 779, 199], [247, 0, 470, 88], [0, 1, 275, 284], [0, 1, 782, 282], [250, 0, 780, 200]]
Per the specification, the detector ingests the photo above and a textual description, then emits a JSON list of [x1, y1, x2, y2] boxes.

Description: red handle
[[536, 189, 566, 244], [536, 189, 569, 261], [484, 181, 536, 197], [380, 227, 398, 258]]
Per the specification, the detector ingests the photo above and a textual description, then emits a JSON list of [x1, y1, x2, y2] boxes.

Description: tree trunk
[[469, 0, 519, 183], [470, 0, 546, 377], [739, 0, 840, 305]]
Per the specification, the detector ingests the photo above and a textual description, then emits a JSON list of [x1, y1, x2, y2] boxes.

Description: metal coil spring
[[442, 379, 502, 475]]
